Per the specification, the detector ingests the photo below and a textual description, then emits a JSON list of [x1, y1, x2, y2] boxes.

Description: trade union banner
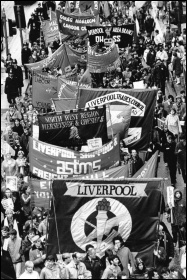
[[41, 11, 60, 44], [32, 71, 58, 109], [87, 25, 135, 48], [47, 179, 163, 267], [52, 98, 77, 111], [65, 43, 87, 67], [38, 107, 108, 147], [73, 1, 100, 15], [88, 41, 121, 73], [25, 44, 69, 72], [79, 88, 157, 150], [30, 179, 52, 209], [56, 10, 99, 36], [29, 135, 120, 179]]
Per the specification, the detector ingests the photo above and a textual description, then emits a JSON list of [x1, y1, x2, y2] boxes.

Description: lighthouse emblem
[[71, 198, 132, 257]]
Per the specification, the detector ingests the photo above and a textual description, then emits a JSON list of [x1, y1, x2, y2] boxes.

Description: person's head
[[88, 248, 96, 260], [167, 135, 173, 144], [160, 268, 170, 279], [7, 53, 11, 59], [152, 268, 160, 279], [107, 273, 115, 279], [131, 149, 137, 158], [84, 270, 92, 279], [159, 44, 163, 51], [4, 188, 12, 198], [108, 255, 120, 266], [136, 258, 146, 271], [113, 236, 123, 251], [24, 127, 29, 135], [46, 255, 55, 269], [25, 261, 34, 273], [28, 229, 35, 240], [28, 104, 33, 111], [117, 271, 128, 279], [176, 94, 182, 104], [62, 253, 71, 264], [1, 226, 9, 237], [170, 108, 176, 115], [5, 151, 12, 160], [179, 134, 186, 145], [17, 150, 24, 158], [15, 118, 20, 127], [158, 224, 164, 236], [174, 189, 182, 201], [72, 252, 82, 264], [23, 113, 28, 121], [9, 229, 17, 240], [168, 95, 174, 103], [123, 152, 130, 162], [12, 59, 17, 67], [33, 236, 42, 249], [5, 208, 14, 220]]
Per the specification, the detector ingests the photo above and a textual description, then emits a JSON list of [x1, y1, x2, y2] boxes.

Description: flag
[[133, 151, 159, 178], [52, 98, 76, 111], [47, 178, 163, 268], [42, 11, 60, 44], [106, 105, 132, 139]]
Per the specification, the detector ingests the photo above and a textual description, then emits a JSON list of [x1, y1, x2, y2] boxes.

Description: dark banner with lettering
[[87, 25, 134, 48], [47, 179, 162, 268], [38, 107, 108, 147], [78, 88, 157, 150], [56, 10, 99, 36], [29, 135, 120, 179]]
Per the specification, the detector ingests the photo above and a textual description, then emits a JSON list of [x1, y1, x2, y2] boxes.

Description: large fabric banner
[[87, 25, 135, 48], [38, 107, 108, 147], [79, 88, 157, 150], [52, 98, 77, 111], [32, 72, 58, 109], [56, 10, 98, 36], [29, 135, 120, 179], [41, 11, 60, 44], [48, 179, 162, 267], [65, 44, 87, 67], [73, 1, 100, 15], [88, 41, 120, 73], [30, 179, 51, 209], [133, 151, 159, 178], [25, 44, 69, 72]]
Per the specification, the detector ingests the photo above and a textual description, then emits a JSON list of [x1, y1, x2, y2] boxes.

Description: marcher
[[18, 260, 40, 279]]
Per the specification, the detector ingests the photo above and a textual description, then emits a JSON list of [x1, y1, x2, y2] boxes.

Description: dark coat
[[22, 47, 32, 65], [147, 50, 156, 67], [176, 141, 186, 170], [163, 141, 177, 163], [159, 232, 174, 260], [144, 17, 155, 33], [4, 77, 19, 99], [131, 156, 144, 176], [13, 66, 24, 87], [152, 63, 167, 85], [20, 236, 32, 262], [82, 255, 103, 279], [172, 56, 182, 76]]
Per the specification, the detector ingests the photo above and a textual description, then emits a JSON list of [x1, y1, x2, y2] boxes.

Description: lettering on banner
[[65, 183, 147, 197]]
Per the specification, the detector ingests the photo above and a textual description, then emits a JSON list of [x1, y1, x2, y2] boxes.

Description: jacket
[[4, 77, 19, 97], [13, 66, 23, 87], [82, 255, 103, 279], [172, 56, 182, 76], [158, 232, 174, 259], [29, 248, 44, 273], [20, 236, 32, 262], [113, 246, 135, 276], [163, 141, 177, 163], [176, 141, 186, 170], [22, 47, 32, 65], [131, 156, 143, 176]]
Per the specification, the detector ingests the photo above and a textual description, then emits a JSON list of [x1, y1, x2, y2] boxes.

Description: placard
[[87, 138, 102, 152], [6, 176, 18, 192]]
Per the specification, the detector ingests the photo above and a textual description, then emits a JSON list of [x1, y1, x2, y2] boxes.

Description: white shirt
[[18, 270, 40, 279], [154, 33, 164, 45], [156, 50, 168, 62]]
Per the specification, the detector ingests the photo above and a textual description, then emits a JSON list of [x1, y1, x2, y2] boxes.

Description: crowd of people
[[1, 1, 186, 279]]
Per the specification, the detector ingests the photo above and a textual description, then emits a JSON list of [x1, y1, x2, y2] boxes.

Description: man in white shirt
[[67, 252, 87, 279], [18, 261, 40, 279], [154, 30, 164, 46], [156, 44, 168, 66]]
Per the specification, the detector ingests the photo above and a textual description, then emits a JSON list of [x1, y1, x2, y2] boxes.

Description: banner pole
[[51, 181, 61, 254], [108, 104, 114, 139], [45, 180, 52, 255], [75, 73, 80, 109]]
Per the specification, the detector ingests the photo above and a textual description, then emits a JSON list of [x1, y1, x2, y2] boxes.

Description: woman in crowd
[[1, 152, 18, 179], [165, 108, 182, 139]]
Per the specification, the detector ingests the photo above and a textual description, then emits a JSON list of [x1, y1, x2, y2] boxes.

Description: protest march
[[1, 1, 186, 279]]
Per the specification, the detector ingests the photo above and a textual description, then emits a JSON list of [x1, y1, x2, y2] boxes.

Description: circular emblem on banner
[[71, 198, 132, 257], [81, 55, 86, 60]]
